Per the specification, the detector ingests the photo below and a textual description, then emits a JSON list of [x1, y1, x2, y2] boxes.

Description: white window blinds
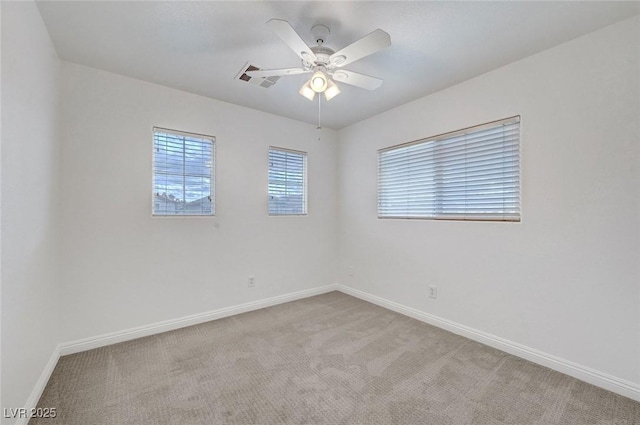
[[378, 117, 520, 221], [269, 148, 307, 215], [153, 128, 215, 216]]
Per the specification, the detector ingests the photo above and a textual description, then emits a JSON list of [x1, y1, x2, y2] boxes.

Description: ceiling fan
[[245, 19, 391, 102]]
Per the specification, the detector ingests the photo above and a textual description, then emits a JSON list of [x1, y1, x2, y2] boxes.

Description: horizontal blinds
[[378, 117, 520, 221], [153, 128, 215, 216], [269, 148, 307, 215]]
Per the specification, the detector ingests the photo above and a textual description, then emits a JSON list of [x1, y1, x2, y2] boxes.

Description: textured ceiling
[[37, 1, 639, 129]]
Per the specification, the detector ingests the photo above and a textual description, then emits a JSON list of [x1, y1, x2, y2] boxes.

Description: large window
[[268, 147, 307, 215], [153, 128, 215, 216], [378, 117, 520, 221]]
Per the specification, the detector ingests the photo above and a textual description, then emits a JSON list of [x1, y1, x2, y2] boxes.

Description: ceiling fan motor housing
[[304, 45, 335, 69]]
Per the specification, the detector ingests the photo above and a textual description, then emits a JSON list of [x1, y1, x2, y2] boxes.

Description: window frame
[[152, 127, 216, 217], [268, 146, 308, 216], [377, 116, 521, 222]]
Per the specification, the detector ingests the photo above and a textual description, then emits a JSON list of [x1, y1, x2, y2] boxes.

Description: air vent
[[235, 62, 280, 88]]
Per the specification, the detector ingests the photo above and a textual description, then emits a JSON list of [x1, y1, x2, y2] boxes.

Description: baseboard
[[15, 344, 61, 425], [60, 284, 337, 356], [335, 283, 640, 402]]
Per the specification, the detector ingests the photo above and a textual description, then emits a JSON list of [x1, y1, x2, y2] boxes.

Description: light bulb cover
[[310, 71, 328, 93], [324, 79, 341, 101], [299, 81, 316, 101]]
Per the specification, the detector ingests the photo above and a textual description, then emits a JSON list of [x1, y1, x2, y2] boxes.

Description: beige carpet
[[31, 292, 639, 424]]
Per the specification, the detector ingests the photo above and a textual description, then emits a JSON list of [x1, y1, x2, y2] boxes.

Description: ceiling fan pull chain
[[317, 95, 322, 130]]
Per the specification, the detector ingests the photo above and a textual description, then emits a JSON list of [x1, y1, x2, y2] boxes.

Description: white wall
[[338, 16, 640, 387], [58, 63, 339, 342], [1, 1, 61, 420]]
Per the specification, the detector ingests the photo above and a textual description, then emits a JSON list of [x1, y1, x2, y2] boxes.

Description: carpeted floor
[[32, 291, 639, 424]]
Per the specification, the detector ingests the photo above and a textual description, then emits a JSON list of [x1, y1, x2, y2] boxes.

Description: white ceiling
[[37, 1, 639, 129]]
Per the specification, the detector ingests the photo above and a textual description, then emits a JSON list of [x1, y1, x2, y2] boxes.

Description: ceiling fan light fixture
[[324, 79, 341, 101], [299, 81, 316, 101], [310, 70, 328, 92]]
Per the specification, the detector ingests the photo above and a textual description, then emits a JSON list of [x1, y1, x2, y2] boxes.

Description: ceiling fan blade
[[245, 68, 310, 78], [330, 29, 391, 67], [332, 70, 383, 90], [267, 19, 317, 62]]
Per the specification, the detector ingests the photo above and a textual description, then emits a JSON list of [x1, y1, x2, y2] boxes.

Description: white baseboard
[[60, 284, 337, 356], [15, 345, 61, 425], [335, 283, 640, 402]]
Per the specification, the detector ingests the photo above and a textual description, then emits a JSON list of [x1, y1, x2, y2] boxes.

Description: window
[[153, 128, 215, 216], [268, 147, 307, 215], [378, 116, 520, 221]]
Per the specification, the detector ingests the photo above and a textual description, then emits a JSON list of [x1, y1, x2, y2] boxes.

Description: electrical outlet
[[248, 276, 255, 287], [348, 266, 354, 277], [429, 285, 438, 299]]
